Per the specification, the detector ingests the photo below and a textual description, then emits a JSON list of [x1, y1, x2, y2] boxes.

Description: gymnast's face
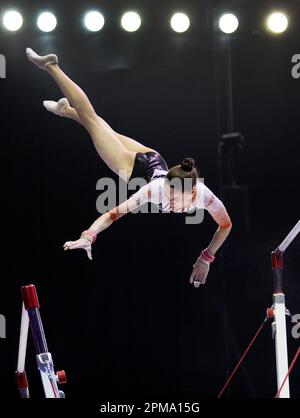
[[163, 183, 196, 211]]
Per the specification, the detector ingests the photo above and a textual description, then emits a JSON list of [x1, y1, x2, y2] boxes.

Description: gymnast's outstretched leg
[[43, 98, 156, 154], [26, 48, 153, 181]]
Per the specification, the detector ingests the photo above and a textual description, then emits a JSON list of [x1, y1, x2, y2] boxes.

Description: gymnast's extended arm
[[63, 195, 143, 260], [206, 213, 232, 255], [189, 194, 232, 287]]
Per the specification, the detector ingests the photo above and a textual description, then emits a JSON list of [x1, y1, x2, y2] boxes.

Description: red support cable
[[218, 318, 268, 398], [275, 346, 300, 399]]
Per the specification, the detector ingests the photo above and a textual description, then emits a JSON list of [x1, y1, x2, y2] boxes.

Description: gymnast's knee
[[78, 108, 99, 129]]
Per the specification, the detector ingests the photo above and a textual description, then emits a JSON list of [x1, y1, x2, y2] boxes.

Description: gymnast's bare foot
[[43, 98, 70, 117], [26, 47, 58, 70]]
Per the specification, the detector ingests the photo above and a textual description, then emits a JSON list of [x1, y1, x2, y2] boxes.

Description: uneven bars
[[277, 220, 300, 253], [270, 219, 300, 398], [17, 303, 29, 373], [15, 303, 30, 398]]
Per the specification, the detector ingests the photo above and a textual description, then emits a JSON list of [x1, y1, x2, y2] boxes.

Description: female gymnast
[[26, 48, 232, 288]]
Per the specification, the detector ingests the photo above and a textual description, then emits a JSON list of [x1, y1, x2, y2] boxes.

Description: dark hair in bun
[[181, 157, 195, 172], [166, 157, 199, 191]]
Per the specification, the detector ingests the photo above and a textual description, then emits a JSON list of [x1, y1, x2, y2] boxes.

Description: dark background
[[1, 0, 300, 400]]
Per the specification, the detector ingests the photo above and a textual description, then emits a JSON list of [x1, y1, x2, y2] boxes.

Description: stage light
[[266, 12, 288, 34], [219, 13, 239, 34], [2, 10, 23, 31], [84, 11, 105, 32], [170, 13, 190, 33], [121, 11, 141, 32], [37, 12, 57, 32]]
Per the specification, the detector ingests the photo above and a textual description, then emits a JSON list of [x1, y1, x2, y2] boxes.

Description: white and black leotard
[[109, 170, 231, 229]]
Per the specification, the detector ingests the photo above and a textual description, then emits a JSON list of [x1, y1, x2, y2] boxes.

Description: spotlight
[[37, 12, 57, 32], [84, 11, 105, 32], [219, 13, 239, 34], [266, 12, 288, 34], [2, 10, 23, 31], [121, 11, 141, 32], [170, 13, 190, 33]]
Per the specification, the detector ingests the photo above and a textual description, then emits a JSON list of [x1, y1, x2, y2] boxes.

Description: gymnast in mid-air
[[26, 48, 232, 288]]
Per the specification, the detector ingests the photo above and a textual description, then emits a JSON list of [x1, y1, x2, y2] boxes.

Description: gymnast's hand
[[189, 255, 210, 288], [63, 237, 93, 260]]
